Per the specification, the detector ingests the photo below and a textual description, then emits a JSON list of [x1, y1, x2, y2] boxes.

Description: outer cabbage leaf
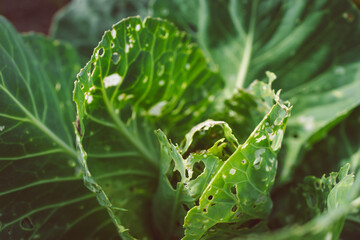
[[0, 17, 117, 239], [152, 0, 360, 184], [51, 0, 150, 62], [73, 16, 223, 239]]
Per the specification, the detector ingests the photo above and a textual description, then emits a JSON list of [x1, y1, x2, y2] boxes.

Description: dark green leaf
[[233, 164, 359, 240], [0, 17, 116, 239]]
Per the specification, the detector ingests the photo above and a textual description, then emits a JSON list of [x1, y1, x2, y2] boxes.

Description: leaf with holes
[[234, 164, 359, 240], [182, 97, 291, 240], [152, 120, 239, 239], [73, 16, 223, 239], [0, 17, 117, 239]]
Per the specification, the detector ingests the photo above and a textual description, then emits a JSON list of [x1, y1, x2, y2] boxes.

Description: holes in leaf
[[195, 199, 199, 206], [211, 203, 216, 207], [231, 205, 238, 212], [20, 217, 34, 231], [203, 207, 207, 213], [182, 204, 190, 211], [185, 169, 189, 178], [166, 160, 181, 190], [208, 195, 213, 201], [111, 52, 120, 64], [98, 47, 104, 57], [293, 133, 298, 138], [253, 205, 257, 208], [230, 185, 237, 195], [190, 161, 205, 180], [168, 170, 180, 189], [234, 211, 243, 218]]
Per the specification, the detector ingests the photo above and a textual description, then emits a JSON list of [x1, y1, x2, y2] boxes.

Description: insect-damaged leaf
[[73, 16, 223, 239], [151, 93, 291, 239]]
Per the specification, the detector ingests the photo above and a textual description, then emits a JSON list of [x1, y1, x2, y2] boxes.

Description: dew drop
[[125, 44, 130, 53], [148, 101, 167, 116], [185, 63, 190, 70], [118, 93, 126, 101], [256, 135, 266, 143], [229, 168, 236, 175], [143, 76, 148, 83], [85, 94, 93, 104], [159, 80, 165, 86], [111, 52, 121, 64], [135, 24, 141, 31], [0, 125, 5, 131], [103, 73, 122, 88], [111, 29, 116, 38]]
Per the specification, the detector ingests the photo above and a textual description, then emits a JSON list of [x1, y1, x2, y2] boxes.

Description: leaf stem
[[235, 0, 258, 89], [165, 183, 184, 240], [100, 86, 157, 167]]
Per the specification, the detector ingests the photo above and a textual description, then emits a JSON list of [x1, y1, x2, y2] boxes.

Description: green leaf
[[181, 99, 291, 240], [51, 0, 150, 62], [73, 16, 223, 239], [152, 0, 360, 184], [214, 71, 280, 143], [153, 120, 238, 239], [0, 17, 116, 239], [233, 164, 359, 240]]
